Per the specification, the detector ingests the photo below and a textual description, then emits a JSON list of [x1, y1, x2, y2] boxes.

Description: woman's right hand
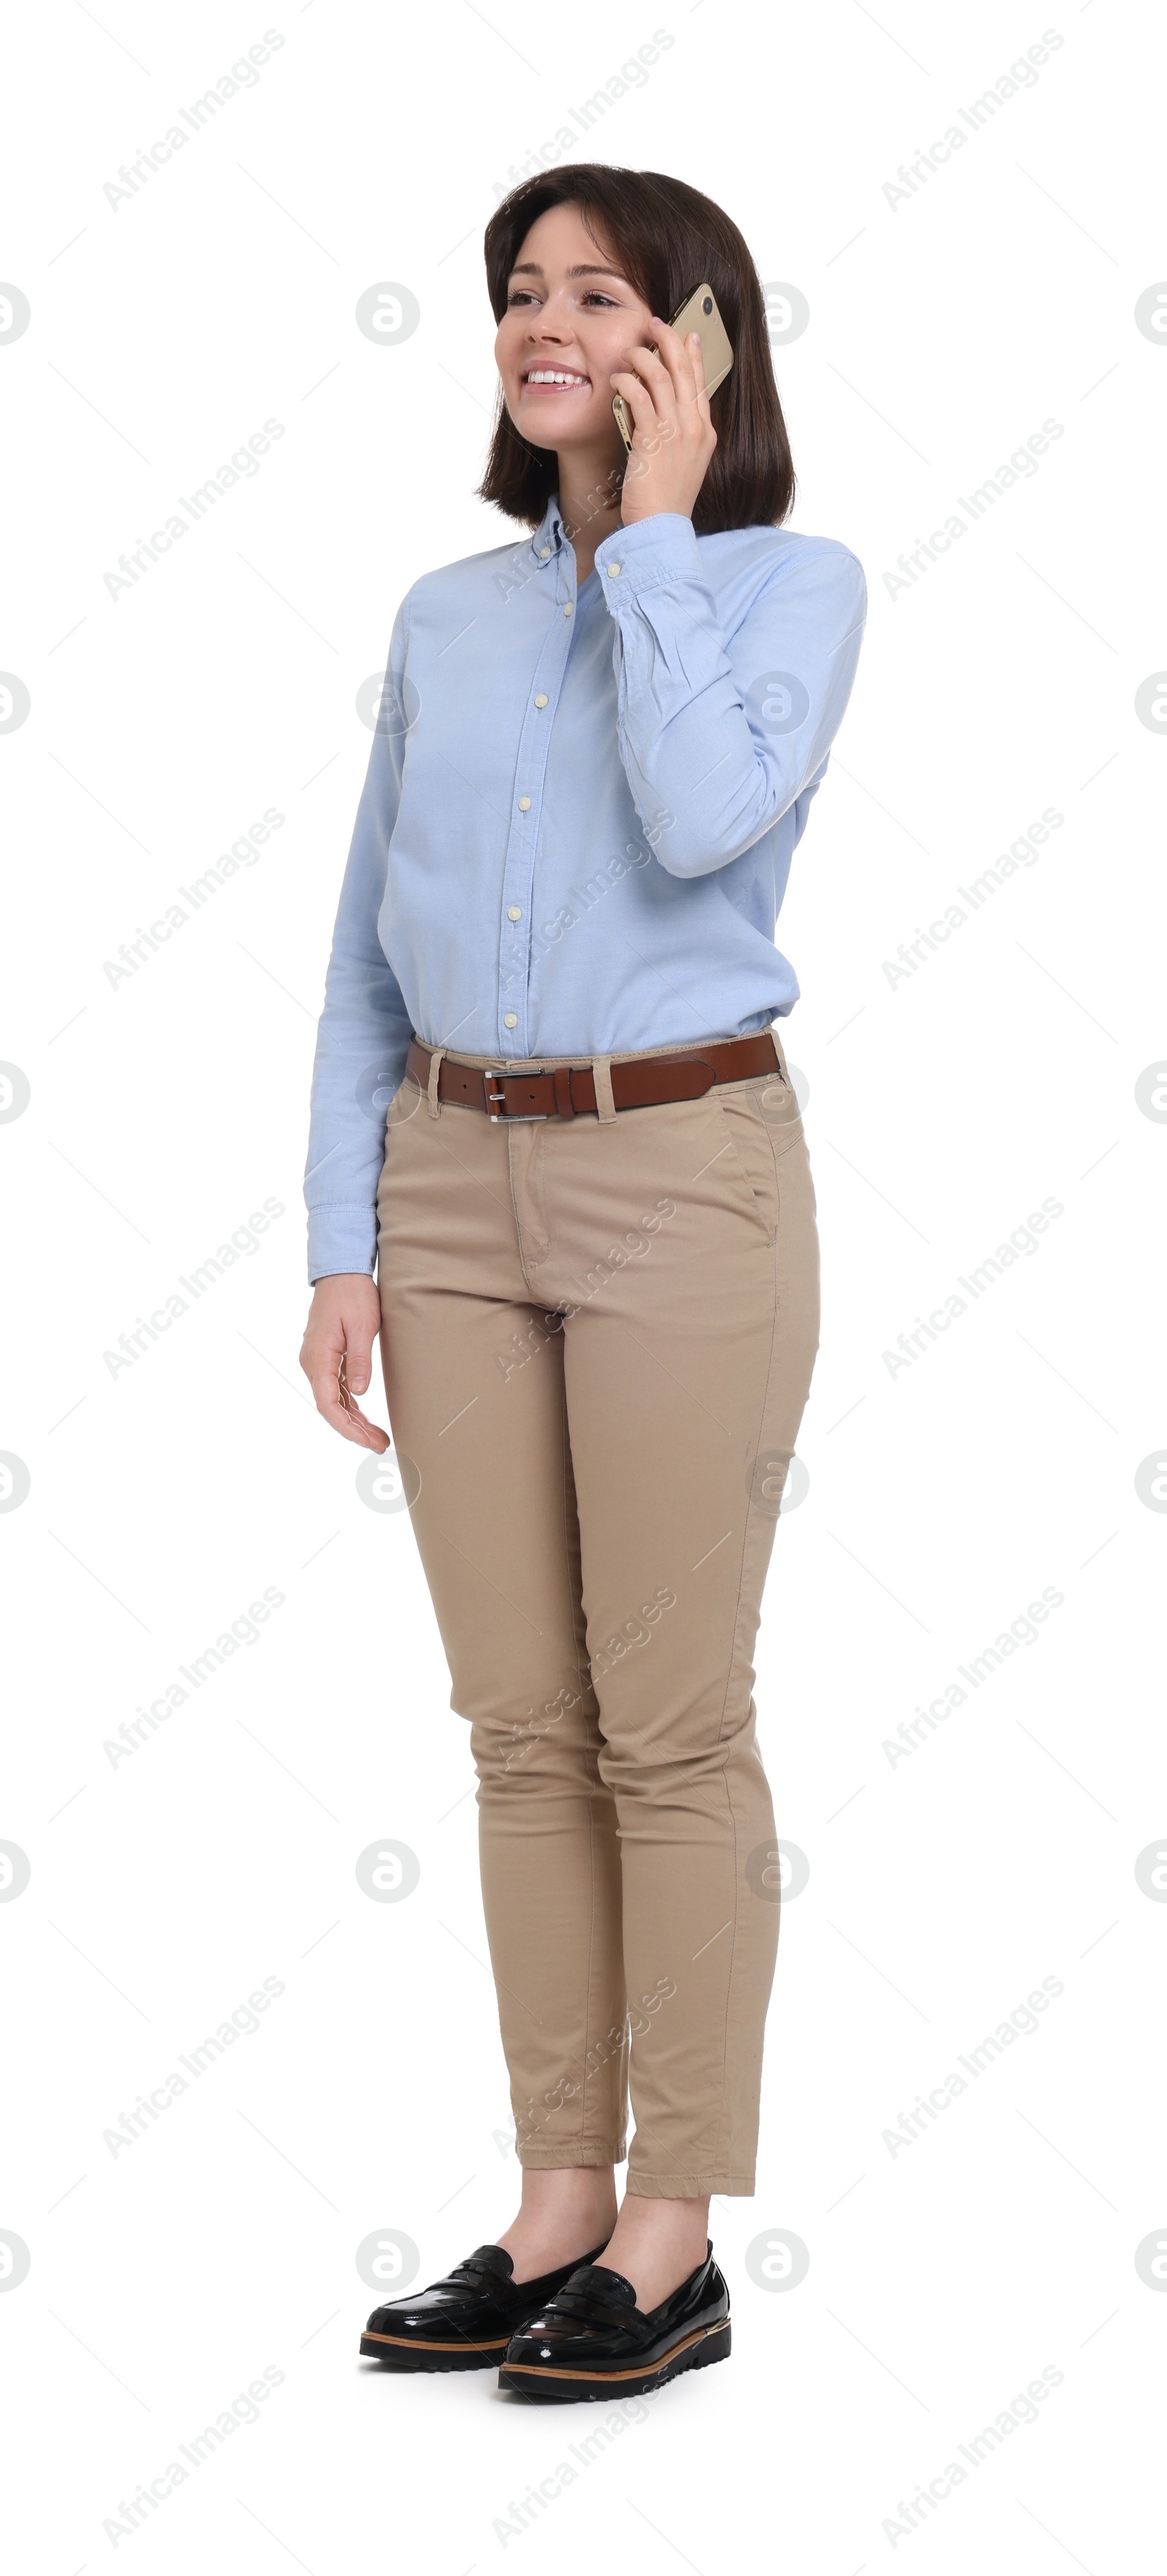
[[299, 1273, 389, 1451]]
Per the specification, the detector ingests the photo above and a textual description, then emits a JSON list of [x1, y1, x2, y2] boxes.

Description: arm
[[300, 601, 412, 1451], [303, 596, 414, 1283], [601, 316, 866, 879], [595, 516, 867, 879]]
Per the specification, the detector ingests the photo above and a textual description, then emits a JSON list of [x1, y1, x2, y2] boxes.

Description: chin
[[518, 407, 600, 443]]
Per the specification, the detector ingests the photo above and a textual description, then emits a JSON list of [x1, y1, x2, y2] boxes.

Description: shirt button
[[539, 546, 551, 558], [503, 1013, 519, 1028], [563, 602, 573, 617], [534, 693, 548, 707], [518, 796, 531, 812], [607, 561, 621, 576], [507, 906, 522, 921]]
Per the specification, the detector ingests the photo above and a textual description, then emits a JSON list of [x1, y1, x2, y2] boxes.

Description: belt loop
[[592, 1057, 617, 1123], [426, 1045, 446, 1118]]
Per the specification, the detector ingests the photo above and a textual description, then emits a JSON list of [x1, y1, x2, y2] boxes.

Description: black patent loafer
[[360, 2241, 608, 2372], [499, 2241, 730, 2401]]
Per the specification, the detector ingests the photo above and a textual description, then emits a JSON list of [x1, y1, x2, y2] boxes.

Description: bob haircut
[[478, 164, 795, 535]]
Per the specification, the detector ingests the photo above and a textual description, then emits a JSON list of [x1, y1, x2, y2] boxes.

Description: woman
[[301, 164, 865, 2403]]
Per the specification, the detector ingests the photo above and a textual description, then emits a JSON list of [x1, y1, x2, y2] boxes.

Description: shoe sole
[[359, 2329, 509, 2371], [498, 2317, 730, 2402]]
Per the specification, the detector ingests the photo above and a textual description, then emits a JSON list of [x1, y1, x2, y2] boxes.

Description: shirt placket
[[496, 526, 579, 1058]]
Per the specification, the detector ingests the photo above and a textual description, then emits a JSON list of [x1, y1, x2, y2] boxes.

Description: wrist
[[311, 1269, 379, 1297], [620, 505, 692, 526]]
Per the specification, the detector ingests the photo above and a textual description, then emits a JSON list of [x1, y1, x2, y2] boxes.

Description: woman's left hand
[[612, 319, 717, 527]]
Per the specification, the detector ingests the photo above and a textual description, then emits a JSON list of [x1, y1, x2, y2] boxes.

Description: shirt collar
[[529, 492, 566, 565]]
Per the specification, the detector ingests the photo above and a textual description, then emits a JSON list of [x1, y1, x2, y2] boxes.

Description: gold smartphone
[[611, 281, 734, 451]]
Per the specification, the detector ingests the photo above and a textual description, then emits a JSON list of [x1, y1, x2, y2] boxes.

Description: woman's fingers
[[618, 341, 677, 428], [306, 1345, 381, 1446], [299, 1277, 389, 1450], [686, 328, 710, 406], [610, 364, 656, 427], [648, 319, 707, 416], [336, 1364, 391, 1451], [615, 326, 710, 469], [627, 335, 675, 389], [313, 1363, 389, 1450], [610, 370, 654, 414]]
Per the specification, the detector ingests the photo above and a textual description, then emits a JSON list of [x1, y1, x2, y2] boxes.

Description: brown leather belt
[[405, 1032, 780, 1122]]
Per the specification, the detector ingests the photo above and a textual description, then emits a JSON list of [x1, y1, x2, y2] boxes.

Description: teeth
[[525, 370, 589, 386]]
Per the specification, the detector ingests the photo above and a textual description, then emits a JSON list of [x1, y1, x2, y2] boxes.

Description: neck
[[555, 450, 624, 585]]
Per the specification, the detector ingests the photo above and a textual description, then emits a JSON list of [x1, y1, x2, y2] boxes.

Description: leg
[[533, 1057, 819, 2300], [496, 2166, 619, 2282], [375, 1091, 628, 2216]]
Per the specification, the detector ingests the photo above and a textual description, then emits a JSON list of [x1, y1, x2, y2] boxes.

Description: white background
[[2, 1, 1164, 2567]]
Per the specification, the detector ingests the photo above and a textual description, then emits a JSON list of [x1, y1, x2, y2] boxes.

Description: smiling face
[[494, 201, 657, 462]]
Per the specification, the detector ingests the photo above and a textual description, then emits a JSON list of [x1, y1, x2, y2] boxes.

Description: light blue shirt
[[305, 492, 866, 1280]]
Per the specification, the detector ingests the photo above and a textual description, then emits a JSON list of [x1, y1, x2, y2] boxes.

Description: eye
[[581, 291, 618, 306], [506, 289, 540, 307]]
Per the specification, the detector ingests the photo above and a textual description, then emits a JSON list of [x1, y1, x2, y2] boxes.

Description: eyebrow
[[507, 262, 631, 283]]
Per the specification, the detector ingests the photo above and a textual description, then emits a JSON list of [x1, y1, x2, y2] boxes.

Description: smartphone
[[611, 282, 734, 451]]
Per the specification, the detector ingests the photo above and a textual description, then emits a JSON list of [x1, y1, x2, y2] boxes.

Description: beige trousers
[[376, 1030, 820, 2195]]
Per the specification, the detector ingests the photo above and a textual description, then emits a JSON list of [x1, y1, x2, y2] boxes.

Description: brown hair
[[478, 164, 795, 534]]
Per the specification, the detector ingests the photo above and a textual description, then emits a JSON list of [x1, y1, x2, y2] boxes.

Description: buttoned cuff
[[306, 1203, 377, 1285], [594, 512, 704, 600]]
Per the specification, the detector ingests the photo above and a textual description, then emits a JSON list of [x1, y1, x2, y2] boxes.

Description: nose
[[525, 287, 576, 340]]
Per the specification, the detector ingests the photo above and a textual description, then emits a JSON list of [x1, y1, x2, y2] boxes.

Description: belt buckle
[[484, 1066, 550, 1123]]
